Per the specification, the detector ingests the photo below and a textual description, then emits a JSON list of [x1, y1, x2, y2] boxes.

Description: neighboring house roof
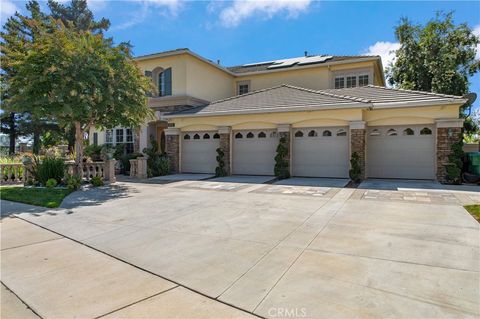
[[227, 55, 379, 74], [135, 48, 383, 78], [165, 85, 467, 118]]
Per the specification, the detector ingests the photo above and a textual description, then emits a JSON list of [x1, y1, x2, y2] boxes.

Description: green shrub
[[84, 144, 103, 161], [91, 175, 104, 187], [274, 137, 290, 179], [143, 137, 171, 177], [46, 178, 58, 188], [66, 174, 82, 191], [36, 156, 65, 186], [445, 139, 464, 184], [349, 152, 362, 183], [215, 148, 227, 177]]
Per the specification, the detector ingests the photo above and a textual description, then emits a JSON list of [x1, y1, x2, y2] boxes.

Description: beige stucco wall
[[169, 104, 461, 131]]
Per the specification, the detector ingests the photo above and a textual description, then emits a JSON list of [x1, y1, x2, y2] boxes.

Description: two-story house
[[89, 48, 465, 182]]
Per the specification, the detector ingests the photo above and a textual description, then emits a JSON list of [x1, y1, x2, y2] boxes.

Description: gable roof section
[[165, 85, 467, 118]]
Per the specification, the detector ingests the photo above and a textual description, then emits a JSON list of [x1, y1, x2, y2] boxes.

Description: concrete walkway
[[0, 217, 257, 319], [4, 180, 480, 318]]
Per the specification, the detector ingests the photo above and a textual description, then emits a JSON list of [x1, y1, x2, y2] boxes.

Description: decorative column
[[165, 128, 180, 173], [349, 121, 366, 180], [277, 124, 291, 176], [436, 119, 464, 183], [218, 126, 231, 175], [104, 159, 116, 183], [136, 124, 148, 154]]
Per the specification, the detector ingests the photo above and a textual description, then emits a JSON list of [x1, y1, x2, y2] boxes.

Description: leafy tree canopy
[[387, 12, 479, 98]]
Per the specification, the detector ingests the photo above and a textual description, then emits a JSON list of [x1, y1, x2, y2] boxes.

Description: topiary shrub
[[46, 178, 58, 188], [91, 175, 104, 187], [445, 139, 464, 184], [274, 137, 290, 179], [37, 156, 65, 186], [143, 137, 172, 177], [349, 152, 362, 183], [215, 148, 227, 177]]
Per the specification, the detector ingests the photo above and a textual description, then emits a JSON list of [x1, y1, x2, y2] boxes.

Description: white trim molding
[[349, 121, 366, 130], [277, 124, 291, 133], [218, 126, 231, 134], [164, 128, 181, 136], [435, 118, 464, 128]]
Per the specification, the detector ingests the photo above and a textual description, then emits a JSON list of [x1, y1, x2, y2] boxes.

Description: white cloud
[[364, 41, 400, 69], [219, 0, 311, 28], [473, 24, 480, 60], [1, 0, 19, 24]]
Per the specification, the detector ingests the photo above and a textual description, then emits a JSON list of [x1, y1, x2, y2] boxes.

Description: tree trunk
[[32, 127, 40, 155], [74, 121, 83, 176], [67, 126, 75, 153], [8, 112, 16, 155]]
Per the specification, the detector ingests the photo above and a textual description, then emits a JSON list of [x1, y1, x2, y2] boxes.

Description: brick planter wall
[[219, 133, 231, 175], [350, 128, 366, 179], [436, 127, 462, 183], [165, 134, 180, 173]]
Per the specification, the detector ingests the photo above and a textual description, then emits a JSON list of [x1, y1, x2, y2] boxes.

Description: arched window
[[247, 132, 254, 138], [258, 132, 266, 138], [295, 131, 304, 138], [323, 130, 332, 137], [235, 132, 243, 139], [336, 129, 347, 136], [308, 130, 318, 137], [213, 133, 220, 139], [403, 128, 414, 136], [420, 127, 432, 135], [183, 134, 191, 140], [158, 68, 172, 97], [387, 129, 397, 136], [370, 129, 380, 136], [193, 133, 200, 140], [203, 133, 210, 139]]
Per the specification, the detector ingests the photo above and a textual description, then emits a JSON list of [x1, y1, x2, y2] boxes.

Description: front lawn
[[0, 186, 72, 208], [464, 205, 480, 222]]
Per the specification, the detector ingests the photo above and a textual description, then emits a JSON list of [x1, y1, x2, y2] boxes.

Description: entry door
[[367, 125, 435, 179], [292, 127, 349, 178], [233, 129, 278, 175], [181, 131, 219, 173]]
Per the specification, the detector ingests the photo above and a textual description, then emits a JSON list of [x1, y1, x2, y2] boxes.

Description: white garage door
[[181, 132, 219, 173], [367, 125, 435, 179], [233, 129, 278, 175], [292, 127, 349, 178]]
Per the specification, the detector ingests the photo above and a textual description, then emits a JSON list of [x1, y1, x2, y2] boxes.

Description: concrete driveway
[[8, 179, 480, 318]]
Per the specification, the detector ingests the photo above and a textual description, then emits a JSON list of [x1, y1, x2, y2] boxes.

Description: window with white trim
[[237, 81, 250, 95], [106, 128, 134, 153], [346, 76, 356, 88], [358, 75, 369, 87], [334, 74, 369, 89], [334, 77, 345, 89]]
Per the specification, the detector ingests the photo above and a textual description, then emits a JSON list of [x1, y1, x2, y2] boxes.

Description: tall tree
[[48, 0, 110, 33], [387, 12, 479, 99], [6, 23, 152, 172]]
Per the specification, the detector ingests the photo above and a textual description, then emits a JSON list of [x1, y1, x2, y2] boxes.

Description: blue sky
[[2, 0, 479, 107]]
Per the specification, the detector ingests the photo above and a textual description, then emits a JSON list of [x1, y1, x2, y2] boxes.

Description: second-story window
[[334, 77, 345, 89], [359, 75, 369, 86], [237, 81, 250, 95], [158, 68, 172, 96], [346, 76, 356, 88]]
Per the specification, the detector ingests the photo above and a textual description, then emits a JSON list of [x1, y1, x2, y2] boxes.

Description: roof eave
[[372, 98, 468, 109], [164, 102, 369, 119]]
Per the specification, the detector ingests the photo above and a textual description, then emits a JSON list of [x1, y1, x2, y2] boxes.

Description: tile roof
[[166, 85, 466, 118]]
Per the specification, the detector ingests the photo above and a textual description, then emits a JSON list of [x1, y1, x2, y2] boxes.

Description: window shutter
[[164, 68, 172, 96]]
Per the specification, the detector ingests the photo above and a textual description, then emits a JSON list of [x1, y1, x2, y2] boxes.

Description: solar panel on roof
[[297, 55, 333, 65], [266, 56, 334, 69], [242, 60, 275, 67], [267, 58, 301, 69]]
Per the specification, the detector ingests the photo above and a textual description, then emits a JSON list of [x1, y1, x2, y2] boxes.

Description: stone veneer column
[[277, 124, 292, 175], [218, 126, 232, 175], [349, 121, 366, 180], [165, 128, 180, 173], [436, 119, 464, 183]]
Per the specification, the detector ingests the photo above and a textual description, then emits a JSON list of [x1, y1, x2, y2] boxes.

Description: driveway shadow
[[1, 200, 50, 219], [60, 183, 133, 209], [359, 179, 480, 192]]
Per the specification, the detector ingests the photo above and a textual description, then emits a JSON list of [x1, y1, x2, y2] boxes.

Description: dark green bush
[[445, 139, 464, 184], [37, 156, 65, 186], [349, 152, 362, 183], [215, 148, 227, 177], [46, 178, 58, 188], [66, 174, 82, 191], [84, 144, 103, 161], [120, 152, 142, 174], [143, 137, 171, 177], [91, 175, 104, 187], [274, 137, 290, 179]]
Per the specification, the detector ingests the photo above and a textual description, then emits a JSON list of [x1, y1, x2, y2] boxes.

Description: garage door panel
[[233, 130, 277, 175], [181, 132, 219, 173], [367, 125, 435, 179], [292, 127, 349, 178]]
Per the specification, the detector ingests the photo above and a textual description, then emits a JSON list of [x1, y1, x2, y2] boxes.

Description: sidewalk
[[0, 217, 257, 319]]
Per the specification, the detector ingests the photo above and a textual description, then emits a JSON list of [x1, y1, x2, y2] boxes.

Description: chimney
[[217, 59, 220, 65], [304, 51, 308, 57]]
